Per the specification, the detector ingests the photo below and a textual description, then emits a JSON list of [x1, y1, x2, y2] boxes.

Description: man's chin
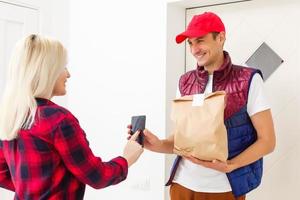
[[197, 61, 207, 67]]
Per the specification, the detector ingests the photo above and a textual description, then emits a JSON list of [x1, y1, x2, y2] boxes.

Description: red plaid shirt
[[0, 98, 128, 200]]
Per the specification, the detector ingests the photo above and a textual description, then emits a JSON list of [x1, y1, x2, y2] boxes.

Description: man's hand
[[143, 129, 166, 152], [184, 156, 237, 173], [127, 125, 174, 154], [127, 125, 162, 152]]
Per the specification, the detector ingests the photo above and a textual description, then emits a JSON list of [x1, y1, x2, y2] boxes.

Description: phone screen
[[131, 115, 146, 146]]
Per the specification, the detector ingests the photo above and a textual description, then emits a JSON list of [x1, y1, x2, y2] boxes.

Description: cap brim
[[175, 34, 188, 44], [175, 30, 209, 44]]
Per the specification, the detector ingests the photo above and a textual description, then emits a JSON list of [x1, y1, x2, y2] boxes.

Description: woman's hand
[[123, 130, 143, 167]]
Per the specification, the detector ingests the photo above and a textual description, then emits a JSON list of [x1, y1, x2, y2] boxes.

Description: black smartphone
[[131, 115, 146, 146]]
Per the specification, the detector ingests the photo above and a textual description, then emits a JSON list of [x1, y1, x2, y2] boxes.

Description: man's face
[[187, 32, 225, 68]]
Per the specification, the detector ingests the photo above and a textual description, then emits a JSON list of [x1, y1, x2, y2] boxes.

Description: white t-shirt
[[173, 73, 270, 192]]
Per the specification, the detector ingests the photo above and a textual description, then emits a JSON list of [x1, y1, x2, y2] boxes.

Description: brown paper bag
[[172, 91, 228, 162]]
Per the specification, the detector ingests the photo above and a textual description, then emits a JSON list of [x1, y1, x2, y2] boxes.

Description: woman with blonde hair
[[0, 34, 143, 199]]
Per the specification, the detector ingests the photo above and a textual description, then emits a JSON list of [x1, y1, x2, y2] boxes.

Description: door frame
[[0, 0, 39, 10]]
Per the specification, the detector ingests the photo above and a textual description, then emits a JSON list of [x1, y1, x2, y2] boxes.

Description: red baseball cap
[[175, 12, 225, 44]]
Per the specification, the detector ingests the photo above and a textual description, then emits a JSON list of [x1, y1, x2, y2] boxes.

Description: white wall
[[69, 0, 166, 199]]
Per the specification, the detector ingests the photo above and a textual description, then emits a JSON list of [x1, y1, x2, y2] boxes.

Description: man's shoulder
[[231, 64, 262, 78], [232, 64, 258, 72], [179, 69, 197, 81]]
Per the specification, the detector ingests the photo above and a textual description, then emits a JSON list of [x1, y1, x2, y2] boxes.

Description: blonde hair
[[0, 34, 67, 140]]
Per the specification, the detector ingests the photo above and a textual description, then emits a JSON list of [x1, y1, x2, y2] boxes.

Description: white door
[[0, 1, 39, 198], [185, 0, 300, 199], [0, 1, 39, 98]]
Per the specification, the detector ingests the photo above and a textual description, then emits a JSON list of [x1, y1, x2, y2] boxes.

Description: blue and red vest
[[166, 51, 263, 197]]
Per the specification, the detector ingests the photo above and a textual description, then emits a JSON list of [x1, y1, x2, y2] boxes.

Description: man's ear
[[219, 31, 226, 45]]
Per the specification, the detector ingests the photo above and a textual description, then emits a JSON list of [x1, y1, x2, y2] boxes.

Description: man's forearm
[[229, 137, 275, 171], [156, 139, 174, 154]]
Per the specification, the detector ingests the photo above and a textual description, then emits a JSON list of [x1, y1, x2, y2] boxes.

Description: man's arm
[[228, 109, 275, 170], [186, 109, 276, 172], [143, 130, 174, 154]]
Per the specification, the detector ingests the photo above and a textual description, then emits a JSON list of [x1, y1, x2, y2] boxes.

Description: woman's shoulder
[[29, 101, 79, 141], [36, 99, 78, 123]]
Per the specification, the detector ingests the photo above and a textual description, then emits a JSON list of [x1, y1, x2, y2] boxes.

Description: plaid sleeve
[[0, 141, 15, 191], [53, 113, 128, 189]]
